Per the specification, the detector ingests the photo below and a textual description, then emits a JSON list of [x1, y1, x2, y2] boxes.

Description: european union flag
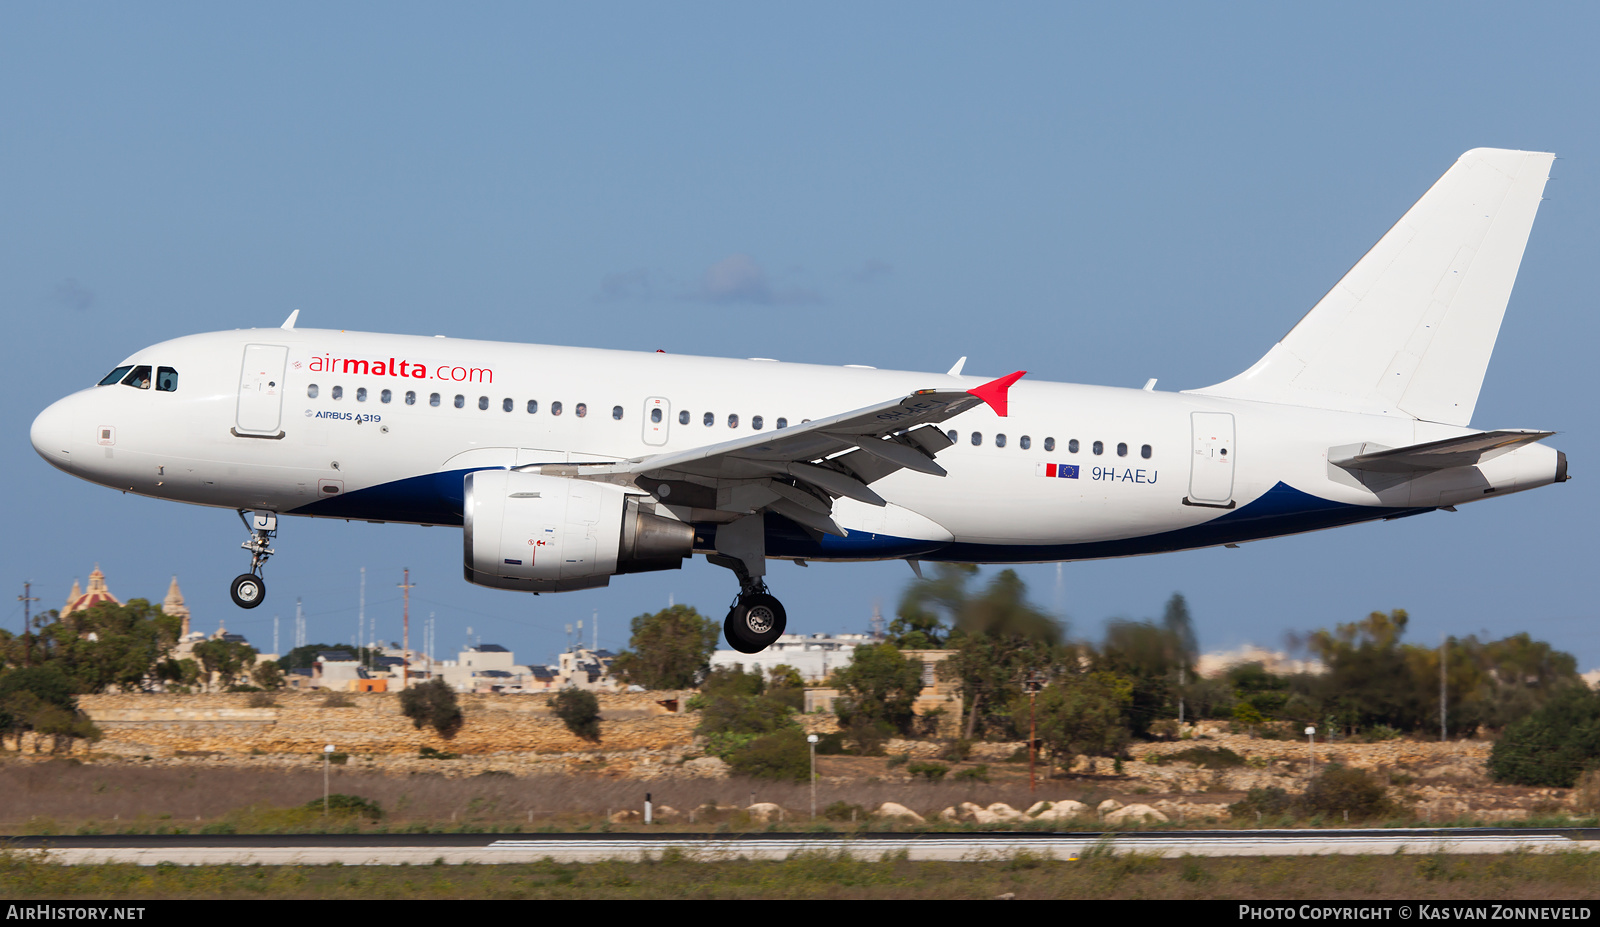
[[1059, 465, 1079, 479]]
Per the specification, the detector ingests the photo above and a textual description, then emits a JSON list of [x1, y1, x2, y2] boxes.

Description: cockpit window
[[98, 366, 133, 387], [121, 365, 152, 389], [155, 367, 178, 392]]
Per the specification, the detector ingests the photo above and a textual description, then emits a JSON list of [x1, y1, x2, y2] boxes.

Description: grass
[[1, 756, 1593, 836], [5, 848, 1600, 899]]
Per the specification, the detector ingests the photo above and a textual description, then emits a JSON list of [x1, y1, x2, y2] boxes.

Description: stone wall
[[78, 691, 698, 761]]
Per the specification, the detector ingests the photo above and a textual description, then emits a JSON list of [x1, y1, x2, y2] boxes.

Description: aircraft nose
[[31, 397, 76, 472]]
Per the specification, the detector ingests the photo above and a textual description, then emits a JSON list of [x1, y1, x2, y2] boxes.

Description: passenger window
[[576, 403, 587, 418], [405, 391, 416, 405], [651, 408, 662, 424], [1093, 440, 1104, 455], [1068, 439, 1079, 453], [552, 401, 563, 416], [1141, 444, 1152, 459], [527, 400, 538, 414], [121, 365, 152, 389], [995, 434, 1006, 448], [728, 414, 739, 428], [947, 430, 958, 444], [704, 412, 714, 427], [332, 385, 343, 400], [752, 415, 764, 430], [454, 394, 464, 409], [502, 398, 513, 412], [357, 387, 367, 402], [430, 393, 441, 407], [1117, 442, 1128, 457], [1020, 435, 1031, 450], [381, 389, 392, 404], [307, 384, 319, 399], [971, 432, 982, 446], [156, 367, 179, 392], [776, 417, 788, 429], [1044, 437, 1055, 452], [679, 411, 689, 425], [98, 366, 133, 387], [614, 405, 625, 421], [477, 396, 488, 410]]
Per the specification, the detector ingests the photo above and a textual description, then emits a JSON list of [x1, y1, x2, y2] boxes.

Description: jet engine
[[463, 470, 694, 592]]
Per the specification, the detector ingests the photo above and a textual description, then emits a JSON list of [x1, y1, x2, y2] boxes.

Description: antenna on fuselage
[[280, 310, 299, 330]]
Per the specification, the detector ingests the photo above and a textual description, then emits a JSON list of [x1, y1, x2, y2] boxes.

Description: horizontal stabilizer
[[1330, 429, 1553, 474]]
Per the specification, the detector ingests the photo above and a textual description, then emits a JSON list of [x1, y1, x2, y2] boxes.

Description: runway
[[11, 829, 1600, 865]]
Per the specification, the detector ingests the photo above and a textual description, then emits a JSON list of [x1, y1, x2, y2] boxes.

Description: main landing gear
[[231, 510, 277, 609], [709, 553, 787, 654]]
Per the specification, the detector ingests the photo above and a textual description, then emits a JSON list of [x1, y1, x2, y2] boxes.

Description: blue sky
[[3, 4, 1595, 670]]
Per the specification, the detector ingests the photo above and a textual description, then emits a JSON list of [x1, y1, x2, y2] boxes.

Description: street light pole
[[807, 734, 819, 820], [323, 744, 335, 814]]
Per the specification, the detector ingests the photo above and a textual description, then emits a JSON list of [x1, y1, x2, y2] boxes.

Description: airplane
[[30, 148, 1568, 655]]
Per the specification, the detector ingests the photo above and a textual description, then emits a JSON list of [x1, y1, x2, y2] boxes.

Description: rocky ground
[[16, 696, 1573, 826]]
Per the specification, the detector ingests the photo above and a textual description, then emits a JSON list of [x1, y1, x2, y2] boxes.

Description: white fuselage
[[30, 327, 1565, 567]]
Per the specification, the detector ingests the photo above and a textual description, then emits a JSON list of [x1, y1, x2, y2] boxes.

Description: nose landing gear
[[232, 510, 276, 609]]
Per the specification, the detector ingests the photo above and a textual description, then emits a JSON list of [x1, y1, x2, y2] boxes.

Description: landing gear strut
[[709, 553, 787, 654], [232, 510, 276, 609]]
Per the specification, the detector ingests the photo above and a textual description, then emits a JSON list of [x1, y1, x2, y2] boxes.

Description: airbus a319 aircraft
[[30, 149, 1568, 653]]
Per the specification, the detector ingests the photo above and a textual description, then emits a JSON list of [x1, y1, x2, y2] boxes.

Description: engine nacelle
[[463, 470, 694, 592]]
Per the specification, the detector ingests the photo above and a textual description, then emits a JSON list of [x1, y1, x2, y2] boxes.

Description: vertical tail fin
[[1190, 148, 1553, 426]]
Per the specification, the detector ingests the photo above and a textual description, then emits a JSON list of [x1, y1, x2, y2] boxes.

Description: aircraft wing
[[1330, 429, 1554, 474], [550, 371, 1024, 536]]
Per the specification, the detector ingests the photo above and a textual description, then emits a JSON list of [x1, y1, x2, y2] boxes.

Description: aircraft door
[[1187, 412, 1235, 506], [235, 344, 289, 437], [642, 397, 671, 446]]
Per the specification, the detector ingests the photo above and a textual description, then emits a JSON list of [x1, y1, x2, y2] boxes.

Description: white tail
[[1191, 148, 1553, 426]]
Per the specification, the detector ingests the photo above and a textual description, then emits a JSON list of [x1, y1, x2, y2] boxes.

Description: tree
[[930, 569, 1064, 741], [609, 605, 720, 690], [548, 688, 602, 741], [192, 639, 258, 691], [1022, 671, 1133, 773], [832, 644, 924, 749], [726, 728, 810, 782], [30, 600, 182, 693], [1488, 685, 1600, 787], [888, 563, 977, 648], [0, 665, 98, 753], [399, 678, 464, 739], [694, 666, 800, 758]]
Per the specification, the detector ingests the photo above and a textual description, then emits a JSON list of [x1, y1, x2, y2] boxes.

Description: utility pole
[[358, 566, 367, 668], [1440, 633, 1448, 742], [17, 582, 39, 667], [398, 569, 414, 689]]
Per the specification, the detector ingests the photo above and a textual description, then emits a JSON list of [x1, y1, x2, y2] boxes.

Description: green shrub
[[1166, 746, 1246, 769], [399, 678, 463, 739], [1488, 685, 1600, 788], [907, 761, 949, 781], [953, 764, 990, 783], [824, 801, 865, 822], [726, 728, 810, 782], [303, 794, 384, 819], [1300, 765, 1390, 819], [1229, 787, 1293, 820], [813, 732, 848, 755], [940, 739, 973, 763], [548, 688, 602, 741], [418, 746, 458, 760]]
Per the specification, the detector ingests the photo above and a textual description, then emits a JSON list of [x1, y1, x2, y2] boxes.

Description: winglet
[[967, 370, 1026, 416], [280, 309, 299, 330]]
